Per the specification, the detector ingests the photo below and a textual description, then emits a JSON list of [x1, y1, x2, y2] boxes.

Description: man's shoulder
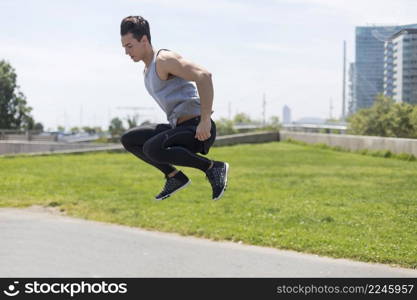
[[155, 50, 182, 79], [157, 49, 182, 63], [156, 50, 183, 77]]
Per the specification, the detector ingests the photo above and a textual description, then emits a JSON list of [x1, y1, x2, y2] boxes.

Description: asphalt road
[[0, 207, 416, 277]]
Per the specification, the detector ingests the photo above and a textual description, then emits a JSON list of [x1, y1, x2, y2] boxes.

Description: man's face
[[121, 33, 145, 62]]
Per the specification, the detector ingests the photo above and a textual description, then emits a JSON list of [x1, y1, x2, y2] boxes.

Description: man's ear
[[140, 35, 149, 44]]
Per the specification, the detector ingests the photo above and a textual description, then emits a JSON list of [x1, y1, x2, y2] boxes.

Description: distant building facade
[[282, 105, 291, 124], [384, 28, 417, 104], [352, 24, 417, 112], [347, 62, 356, 116]]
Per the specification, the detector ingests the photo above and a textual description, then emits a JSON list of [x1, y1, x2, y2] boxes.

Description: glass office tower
[[353, 24, 417, 111], [388, 29, 417, 104]]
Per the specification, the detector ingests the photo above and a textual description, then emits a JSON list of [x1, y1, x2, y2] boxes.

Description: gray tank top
[[144, 49, 201, 128]]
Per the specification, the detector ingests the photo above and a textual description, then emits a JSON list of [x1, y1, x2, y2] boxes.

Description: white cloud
[[251, 43, 305, 54], [276, 0, 417, 25]]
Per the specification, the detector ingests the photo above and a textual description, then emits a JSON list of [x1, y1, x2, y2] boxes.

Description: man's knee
[[143, 138, 166, 162], [120, 126, 148, 149], [120, 131, 132, 149]]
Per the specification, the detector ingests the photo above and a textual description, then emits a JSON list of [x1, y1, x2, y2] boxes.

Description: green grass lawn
[[1, 141, 416, 268]]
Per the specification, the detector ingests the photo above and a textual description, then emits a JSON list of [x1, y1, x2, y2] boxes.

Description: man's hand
[[195, 119, 211, 141]]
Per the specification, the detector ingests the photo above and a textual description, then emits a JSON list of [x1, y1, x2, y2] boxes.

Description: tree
[[325, 118, 341, 124], [0, 60, 35, 130], [387, 102, 414, 138], [263, 116, 281, 131], [109, 117, 125, 138], [233, 112, 254, 124], [82, 126, 100, 134], [409, 106, 417, 138], [348, 94, 417, 138], [216, 118, 237, 136], [71, 127, 81, 134], [348, 95, 395, 136], [126, 114, 139, 129], [34, 122, 44, 132], [94, 126, 103, 134]]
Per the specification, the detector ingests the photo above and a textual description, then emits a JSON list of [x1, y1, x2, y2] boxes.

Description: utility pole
[[80, 105, 83, 128], [262, 93, 266, 126], [342, 40, 346, 120], [64, 110, 68, 131], [228, 101, 232, 120], [329, 98, 334, 120]]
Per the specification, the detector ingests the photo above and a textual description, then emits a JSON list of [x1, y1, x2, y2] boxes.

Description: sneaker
[[205, 161, 229, 200], [155, 171, 191, 200]]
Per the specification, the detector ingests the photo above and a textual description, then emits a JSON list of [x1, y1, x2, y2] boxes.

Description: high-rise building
[[282, 105, 291, 124], [352, 24, 417, 112], [383, 39, 395, 98], [347, 62, 356, 116], [386, 29, 417, 104]]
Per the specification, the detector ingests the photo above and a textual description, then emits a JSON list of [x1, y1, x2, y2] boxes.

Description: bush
[[216, 118, 237, 136], [348, 94, 417, 138]]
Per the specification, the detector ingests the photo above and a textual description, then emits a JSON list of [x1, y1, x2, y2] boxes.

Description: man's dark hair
[[120, 16, 151, 44]]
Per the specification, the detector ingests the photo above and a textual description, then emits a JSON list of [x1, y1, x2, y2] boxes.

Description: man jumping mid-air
[[120, 16, 229, 201]]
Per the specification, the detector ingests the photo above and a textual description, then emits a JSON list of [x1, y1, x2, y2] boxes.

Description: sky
[[1, 0, 417, 130]]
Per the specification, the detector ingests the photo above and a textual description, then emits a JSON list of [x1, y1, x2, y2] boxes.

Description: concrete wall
[[214, 131, 279, 146], [0, 132, 57, 142], [4, 131, 417, 157], [280, 130, 417, 156], [0, 132, 280, 156], [0, 141, 112, 155]]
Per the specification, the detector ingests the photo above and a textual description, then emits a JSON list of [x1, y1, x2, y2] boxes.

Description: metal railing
[[0, 130, 58, 142]]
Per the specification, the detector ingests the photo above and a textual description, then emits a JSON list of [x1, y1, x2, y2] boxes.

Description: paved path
[[0, 207, 416, 277]]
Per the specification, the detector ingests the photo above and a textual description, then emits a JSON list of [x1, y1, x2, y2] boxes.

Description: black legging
[[120, 116, 216, 175]]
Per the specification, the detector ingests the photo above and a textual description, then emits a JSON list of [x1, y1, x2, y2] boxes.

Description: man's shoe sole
[[155, 179, 191, 201], [213, 162, 229, 201]]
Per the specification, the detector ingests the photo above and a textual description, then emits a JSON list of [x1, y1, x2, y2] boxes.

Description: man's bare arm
[[159, 51, 213, 141], [159, 52, 213, 120]]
